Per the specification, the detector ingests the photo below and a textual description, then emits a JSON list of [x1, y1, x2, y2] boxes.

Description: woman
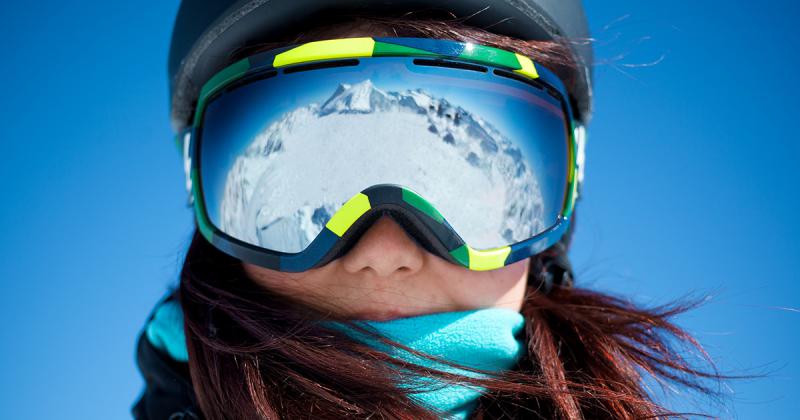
[[133, 2, 719, 418]]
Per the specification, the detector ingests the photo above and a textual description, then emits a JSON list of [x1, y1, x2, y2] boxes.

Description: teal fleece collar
[[145, 299, 189, 362], [323, 308, 526, 418], [145, 301, 526, 418]]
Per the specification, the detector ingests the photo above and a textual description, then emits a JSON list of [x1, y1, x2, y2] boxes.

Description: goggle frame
[[177, 36, 585, 272]]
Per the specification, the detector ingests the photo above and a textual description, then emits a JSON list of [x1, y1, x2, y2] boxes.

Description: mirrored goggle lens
[[198, 57, 570, 254]]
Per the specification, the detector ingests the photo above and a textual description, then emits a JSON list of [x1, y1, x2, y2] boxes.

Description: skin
[[244, 215, 530, 321], [242, 22, 530, 321]]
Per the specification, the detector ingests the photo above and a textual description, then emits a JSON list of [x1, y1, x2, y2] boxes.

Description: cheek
[[242, 263, 326, 299], [444, 259, 530, 307]]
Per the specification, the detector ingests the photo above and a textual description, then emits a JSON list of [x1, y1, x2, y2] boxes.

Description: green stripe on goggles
[[179, 37, 581, 272]]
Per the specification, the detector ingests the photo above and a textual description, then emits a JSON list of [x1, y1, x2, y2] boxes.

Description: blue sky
[[0, 1, 797, 418]]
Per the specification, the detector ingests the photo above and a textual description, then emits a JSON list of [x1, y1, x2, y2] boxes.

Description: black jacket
[[132, 290, 202, 419]]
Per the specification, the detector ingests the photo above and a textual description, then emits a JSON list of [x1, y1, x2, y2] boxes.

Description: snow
[[219, 79, 545, 253]]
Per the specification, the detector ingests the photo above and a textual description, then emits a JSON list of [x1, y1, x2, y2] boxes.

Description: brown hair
[[179, 14, 722, 419]]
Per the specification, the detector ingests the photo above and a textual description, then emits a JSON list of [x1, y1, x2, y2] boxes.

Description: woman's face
[[241, 23, 529, 320], [243, 215, 530, 321]]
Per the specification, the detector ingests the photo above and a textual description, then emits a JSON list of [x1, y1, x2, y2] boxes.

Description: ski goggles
[[177, 37, 585, 272]]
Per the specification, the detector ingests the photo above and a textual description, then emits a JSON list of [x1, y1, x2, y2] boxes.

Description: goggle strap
[[574, 123, 588, 202], [533, 241, 574, 294], [178, 127, 194, 207]]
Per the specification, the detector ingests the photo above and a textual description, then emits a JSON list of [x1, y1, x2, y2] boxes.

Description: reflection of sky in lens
[[200, 57, 568, 229]]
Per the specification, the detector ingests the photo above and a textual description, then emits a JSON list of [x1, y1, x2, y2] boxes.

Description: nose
[[338, 214, 425, 278]]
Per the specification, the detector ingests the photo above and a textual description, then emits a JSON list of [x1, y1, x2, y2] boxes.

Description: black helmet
[[167, 0, 593, 133]]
